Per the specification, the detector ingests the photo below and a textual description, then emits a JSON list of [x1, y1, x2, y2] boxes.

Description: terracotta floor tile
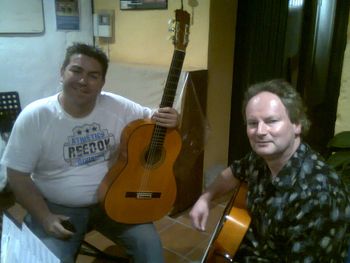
[[76, 254, 95, 263], [174, 203, 225, 235], [160, 221, 209, 256], [84, 230, 115, 250], [155, 214, 176, 232], [163, 248, 187, 263], [185, 236, 211, 262]]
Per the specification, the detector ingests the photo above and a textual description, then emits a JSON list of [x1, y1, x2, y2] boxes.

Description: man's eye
[[247, 121, 258, 127], [70, 69, 81, 73], [266, 119, 278, 124], [89, 74, 100, 80]]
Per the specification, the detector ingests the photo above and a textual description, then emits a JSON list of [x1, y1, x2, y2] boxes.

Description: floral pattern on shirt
[[230, 143, 350, 262]]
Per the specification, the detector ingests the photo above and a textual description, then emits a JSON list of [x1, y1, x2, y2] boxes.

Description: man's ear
[[294, 122, 302, 136], [60, 67, 64, 78]]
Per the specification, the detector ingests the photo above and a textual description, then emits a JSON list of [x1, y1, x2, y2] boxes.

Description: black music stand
[[0, 92, 21, 135]]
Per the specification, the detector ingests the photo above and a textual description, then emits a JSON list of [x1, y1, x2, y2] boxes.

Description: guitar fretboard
[[148, 49, 186, 159], [160, 49, 185, 108]]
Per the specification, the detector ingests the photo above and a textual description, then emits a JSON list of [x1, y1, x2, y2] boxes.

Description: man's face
[[60, 54, 105, 107], [245, 91, 301, 162]]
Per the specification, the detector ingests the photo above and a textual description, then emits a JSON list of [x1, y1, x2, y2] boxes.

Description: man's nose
[[257, 122, 268, 134], [78, 74, 88, 84]]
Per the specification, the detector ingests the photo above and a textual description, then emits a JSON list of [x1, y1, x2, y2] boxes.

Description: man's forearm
[[203, 167, 239, 202], [7, 168, 51, 225]]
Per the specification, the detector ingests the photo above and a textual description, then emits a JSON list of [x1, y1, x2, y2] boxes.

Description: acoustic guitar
[[98, 9, 190, 224], [201, 182, 251, 263]]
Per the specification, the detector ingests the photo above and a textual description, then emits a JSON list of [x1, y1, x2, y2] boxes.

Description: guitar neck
[[150, 49, 185, 151], [148, 8, 190, 154], [160, 49, 186, 108]]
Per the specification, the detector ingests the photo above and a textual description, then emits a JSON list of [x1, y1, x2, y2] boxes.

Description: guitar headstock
[[169, 9, 190, 51]]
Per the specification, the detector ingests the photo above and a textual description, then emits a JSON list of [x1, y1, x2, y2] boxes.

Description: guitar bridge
[[125, 192, 161, 199]]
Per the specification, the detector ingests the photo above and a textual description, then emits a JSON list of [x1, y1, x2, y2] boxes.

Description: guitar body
[[201, 183, 251, 263], [99, 119, 182, 224]]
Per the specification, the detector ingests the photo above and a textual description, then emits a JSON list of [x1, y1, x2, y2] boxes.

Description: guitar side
[[201, 183, 251, 263], [98, 119, 182, 224]]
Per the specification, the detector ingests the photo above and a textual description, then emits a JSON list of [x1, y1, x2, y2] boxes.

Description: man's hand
[[189, 196, 211, 231], [152, 107, 179, 128], [41, 214, 75, 240]]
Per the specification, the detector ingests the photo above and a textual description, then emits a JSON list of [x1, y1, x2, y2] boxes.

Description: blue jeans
[[24, 201, 164, 263]]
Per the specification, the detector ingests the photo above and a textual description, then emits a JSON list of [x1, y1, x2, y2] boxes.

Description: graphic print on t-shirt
[[63, 123, 115, 166]]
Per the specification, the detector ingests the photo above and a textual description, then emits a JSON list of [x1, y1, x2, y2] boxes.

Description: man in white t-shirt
[[1, 43, 179, 263]]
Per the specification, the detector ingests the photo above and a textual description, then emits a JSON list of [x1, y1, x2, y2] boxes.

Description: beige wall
[[203, 1, 237, 174], [335, 14, 350, 133], [94, 0, 209, 69]]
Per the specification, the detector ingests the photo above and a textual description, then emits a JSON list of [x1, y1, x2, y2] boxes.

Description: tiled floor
[[75, 197, 228, 263], [1, 192, 229, 263]]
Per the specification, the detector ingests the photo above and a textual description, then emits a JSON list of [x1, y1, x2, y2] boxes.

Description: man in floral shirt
[[190, 79, 350, 262]]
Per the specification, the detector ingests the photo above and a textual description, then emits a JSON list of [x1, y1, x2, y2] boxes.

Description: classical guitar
[[201, 182, 251, 263], [98, 9, 190, 224]]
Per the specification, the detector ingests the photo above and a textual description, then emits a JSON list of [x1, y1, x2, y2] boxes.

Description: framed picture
[[120, 0, 167, 10], [55, 0, 80, 30]]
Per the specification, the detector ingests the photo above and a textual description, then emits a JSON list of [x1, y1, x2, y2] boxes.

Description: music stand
[[0, 92, 21, 135]]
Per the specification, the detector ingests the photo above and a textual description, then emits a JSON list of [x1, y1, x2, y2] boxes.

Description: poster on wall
[[55, 0, 80, 30], [120, 0, 167, 10]]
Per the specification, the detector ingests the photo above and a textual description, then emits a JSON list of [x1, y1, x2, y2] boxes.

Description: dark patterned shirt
[[230, 142, 350, 262]]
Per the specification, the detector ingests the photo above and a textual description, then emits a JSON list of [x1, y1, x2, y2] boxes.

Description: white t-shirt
[[1, 91, 152, 206]]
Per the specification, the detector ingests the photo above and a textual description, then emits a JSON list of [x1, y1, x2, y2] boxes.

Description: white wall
[[0, 0, 93, 108]]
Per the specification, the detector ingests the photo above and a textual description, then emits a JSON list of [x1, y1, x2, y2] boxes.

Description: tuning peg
[[168, 19, 175, 32], [168, 18, 175, 26]]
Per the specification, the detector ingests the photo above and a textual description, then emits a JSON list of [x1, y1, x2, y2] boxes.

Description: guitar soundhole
[[142, 147, 165, 167]]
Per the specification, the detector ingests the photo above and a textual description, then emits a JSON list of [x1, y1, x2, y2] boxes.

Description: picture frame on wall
[[55, 0, 80, 30], [120, 0, 167, 10]]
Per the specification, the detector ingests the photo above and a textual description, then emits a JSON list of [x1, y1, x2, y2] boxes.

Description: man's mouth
[[75, 86, 89, 93], [256, 141, 271, 145]]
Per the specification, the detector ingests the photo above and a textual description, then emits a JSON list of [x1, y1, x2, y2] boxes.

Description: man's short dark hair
[[61, 43, 109, 80], [242, 79, 311, 136]]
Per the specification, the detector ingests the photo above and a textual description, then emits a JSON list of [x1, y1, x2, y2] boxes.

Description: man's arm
[[7, 168, 74, 239], [189, 167, 240, 231]]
